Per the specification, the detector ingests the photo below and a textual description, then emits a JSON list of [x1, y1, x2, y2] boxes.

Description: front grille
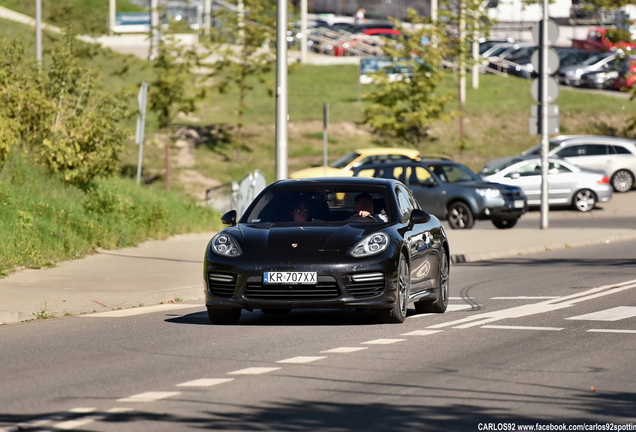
[[346, 272, 385, 298], [208, 273, 237, 297], [245, 276, 339, 300], [501, 189, 525, 199]]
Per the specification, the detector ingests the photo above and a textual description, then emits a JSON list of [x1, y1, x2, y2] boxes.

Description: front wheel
[[492, 218, 518, 229], [207, 308, 241, 324], [611, 169, 634, 193], [572, 189, 596, 212], [379, 254, 410, 324], [415, 251, 449, 314], [447, 202, 475, 229]]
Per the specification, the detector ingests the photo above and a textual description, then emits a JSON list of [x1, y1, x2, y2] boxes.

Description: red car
[[612, 56, 636, 90]]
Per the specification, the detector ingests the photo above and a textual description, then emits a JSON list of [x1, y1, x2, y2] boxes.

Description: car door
[[500, 162, 543, 205], [395, 184, 436, 293], [556, 144, 611, 175], [402, 164, 448, 218]]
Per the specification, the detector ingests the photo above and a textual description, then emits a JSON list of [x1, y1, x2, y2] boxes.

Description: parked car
[[479, 37, 515, 55], [204, 177, 450, 324], [611, 55, 636, 90], [557, 51, 617, 86], [351, 159, 528, 229], [479, 156, 613, 212], [481, 135, 636, 193], [508, 47, 598, 79], [290, 148, 421, 179], [579, 66, 619, 89], [486, 43, 535, 73]]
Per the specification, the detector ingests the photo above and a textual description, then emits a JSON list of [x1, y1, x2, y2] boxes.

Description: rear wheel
[[611, 169, 634, 193], [447, 202, 475, 229], [415, 251, 449, 314], [379, 254, 410, 324], [492, 218, 518, 229], [572, 189, 596, 212], [207, 308, 241, 324]]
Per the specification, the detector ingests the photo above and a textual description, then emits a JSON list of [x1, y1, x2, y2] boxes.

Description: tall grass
[[0, 155, 221, 277]]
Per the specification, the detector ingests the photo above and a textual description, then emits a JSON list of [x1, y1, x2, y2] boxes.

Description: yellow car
[[290, 148, 422, 179]]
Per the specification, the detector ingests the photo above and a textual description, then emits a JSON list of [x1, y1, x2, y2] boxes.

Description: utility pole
[[301, 0, 308, 63], [35, 0, 42, 61], [150, 0, 160, 60], [540, 0, 549, 229], [109, 0, 116, 36], [275, 0, 288, 180], [204, 0, 211, 36]]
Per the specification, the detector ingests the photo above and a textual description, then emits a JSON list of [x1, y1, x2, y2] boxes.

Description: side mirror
[[508, 173, 521, 179], [221, 210, 237, 226], [411, 209, 431, 224]]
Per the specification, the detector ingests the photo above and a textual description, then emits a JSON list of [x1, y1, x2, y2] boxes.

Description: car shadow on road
[[164, 308, 424, 326]]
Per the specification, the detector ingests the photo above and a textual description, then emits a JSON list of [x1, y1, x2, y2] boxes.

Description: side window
[[395, 185, 413, 224], [557, 145, 585, 157], [584, 144, 608, 156], [510, 162, 541, 177], [356, 168, 377, 178], [613, 145, 632, 155], [549, 162, 572, 174]]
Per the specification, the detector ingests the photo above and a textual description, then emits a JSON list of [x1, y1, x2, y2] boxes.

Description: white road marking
[[400, 330, 443, 336], [491, 296, 560, 300], [320, 347, 368, 353], [82, 303, 201, 318], [587, 329, 636, 333], [117, 391, 181, 403], [228, 367, 281, 375], [276, 356, 326, 364], [362, 339, 406, 345], [176, 378, 234, 387], [567, 306, 636, 322], [449, 297, 473, 300], [481, 325, 563, 331], [50, 407, 133, 430], [447, 304, 473, 311], [428, 281, 636, 329]]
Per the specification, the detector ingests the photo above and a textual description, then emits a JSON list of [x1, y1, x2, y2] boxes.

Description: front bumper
[[204, 249, 403, 311]]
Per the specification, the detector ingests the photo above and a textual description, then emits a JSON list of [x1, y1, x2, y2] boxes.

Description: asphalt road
[[1, 239, 635, 431]]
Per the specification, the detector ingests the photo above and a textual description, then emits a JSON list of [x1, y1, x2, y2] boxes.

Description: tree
[[204, 0, 276, 162], [0, 33, 131, 186], [362, 9, 455, 155], [147, 26, 205, 190]]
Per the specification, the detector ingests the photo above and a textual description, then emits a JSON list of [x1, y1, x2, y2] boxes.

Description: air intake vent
[[208, 273, 236, 297], [245, 276, 339, 300], [346, 272, 385, 298]]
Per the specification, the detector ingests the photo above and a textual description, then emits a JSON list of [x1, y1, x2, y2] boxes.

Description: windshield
[[429, 163, 482, 183], [242, 184, 391, 224], [582, 52, 613, 66], [480, 157, 525, 175], [330, 152, 360, 169]]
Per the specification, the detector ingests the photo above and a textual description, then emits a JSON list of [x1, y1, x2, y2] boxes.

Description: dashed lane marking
[[176, 378, 234, 387], [362, 339, 406, 345], [228, 367, 281, 375], [491, 296, 560, 300], [117, 391, 181, 403], [276, 356, 327, 364], [567, 306, 636, 321], [481, 325, 563, 331], [82, 303, 201, 318], [320, 347, 368, 353], [587, 329, 636, 333], [400, 330, 443, 336]]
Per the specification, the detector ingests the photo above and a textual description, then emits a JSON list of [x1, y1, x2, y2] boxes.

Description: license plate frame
[[513, 200, 525, 209], [264, 271, 317, 285]]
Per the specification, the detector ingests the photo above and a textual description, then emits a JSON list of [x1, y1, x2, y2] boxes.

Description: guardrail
[[205, 170, 266, 217]]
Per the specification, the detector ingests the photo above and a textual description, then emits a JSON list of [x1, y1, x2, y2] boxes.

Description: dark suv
[[352, 159, 528, 229]]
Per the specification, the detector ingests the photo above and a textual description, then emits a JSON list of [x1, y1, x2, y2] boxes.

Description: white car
[[482, 135, 636, 193], [480, 156, 613, 212]]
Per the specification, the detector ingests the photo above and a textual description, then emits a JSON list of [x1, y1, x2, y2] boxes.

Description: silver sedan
[[479, 156, 613, 212]]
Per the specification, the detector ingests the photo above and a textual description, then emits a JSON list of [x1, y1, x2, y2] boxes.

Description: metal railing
[[205, 170, 266, 217]]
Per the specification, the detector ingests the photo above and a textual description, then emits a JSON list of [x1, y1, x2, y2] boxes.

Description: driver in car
[[354, 193, 388, 222]]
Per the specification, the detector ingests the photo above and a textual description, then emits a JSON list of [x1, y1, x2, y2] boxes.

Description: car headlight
[[475, 188, 502, 199], [349, 232, 389, 258], [210, 233, 242, 257]]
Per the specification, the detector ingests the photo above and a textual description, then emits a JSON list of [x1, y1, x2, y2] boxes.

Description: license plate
[[513, 200, 525, 209], [264, 272, 317, 284]]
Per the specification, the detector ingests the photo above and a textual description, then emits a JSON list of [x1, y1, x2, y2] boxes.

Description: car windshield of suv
[[330, 152, 360, 168], [429, 163, 481, 183]]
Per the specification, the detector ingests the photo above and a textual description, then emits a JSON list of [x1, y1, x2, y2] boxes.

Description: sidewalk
[[2, 193, 636, 325]]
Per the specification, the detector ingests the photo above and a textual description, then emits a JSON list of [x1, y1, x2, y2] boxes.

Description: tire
[[572, 189, 596, 212], [379, 253, 410, 324], [207, 307, 241, 324], [261, 308, 292, 315], [447, 202, 475, 229], [415, 250, 449, 314], [492, 218, 518, 229], [611, 169, 634, 193]]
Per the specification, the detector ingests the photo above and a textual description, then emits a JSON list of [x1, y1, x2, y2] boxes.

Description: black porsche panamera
[[204, 177, 450, 324]]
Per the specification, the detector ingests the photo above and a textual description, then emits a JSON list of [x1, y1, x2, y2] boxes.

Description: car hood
[[451, 180, 521, 193], [289, 166, 354, 179], [230, 223, 379, 253]]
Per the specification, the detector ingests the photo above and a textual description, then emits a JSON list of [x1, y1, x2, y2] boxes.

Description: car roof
[[351, 158, 461, 170], [355, 148, 422, 157], [274, 177, 401, 188], [549, 135, 636, 146]]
